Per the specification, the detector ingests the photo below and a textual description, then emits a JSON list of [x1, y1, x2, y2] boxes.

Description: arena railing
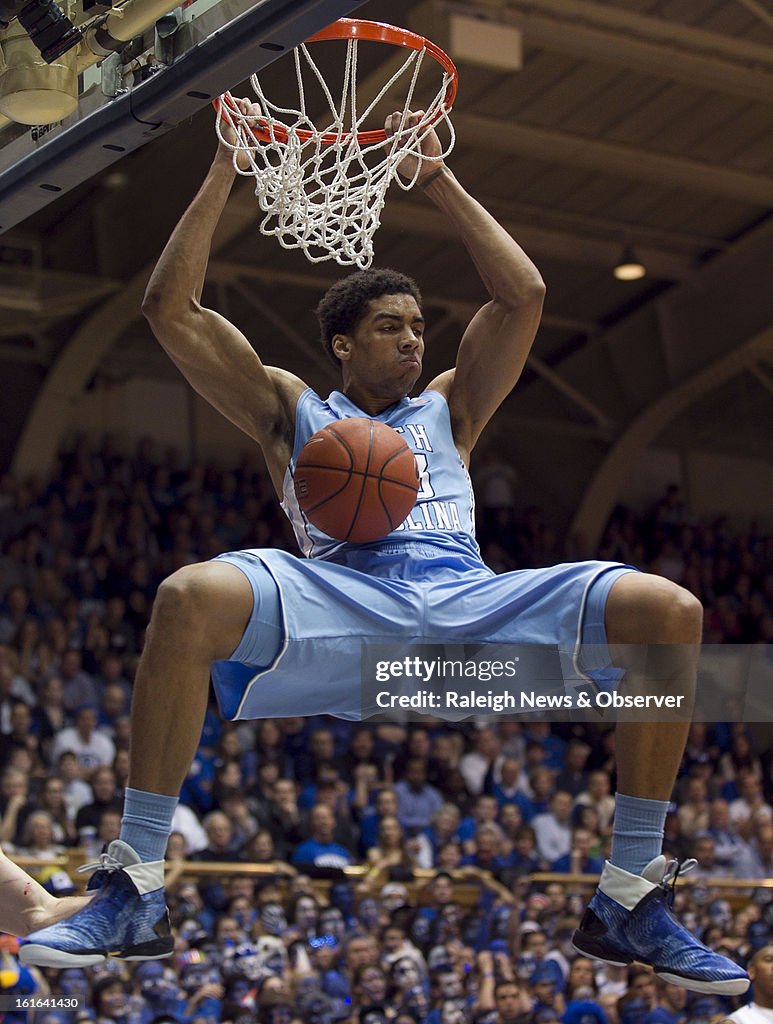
[[10, 854, 772, 912]]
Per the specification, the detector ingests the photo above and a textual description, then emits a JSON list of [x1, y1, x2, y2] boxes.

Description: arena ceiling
[[1, 0, 772, 545]]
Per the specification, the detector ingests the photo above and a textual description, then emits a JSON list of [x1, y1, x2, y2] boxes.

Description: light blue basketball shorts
[[209, 543, 637, 721]]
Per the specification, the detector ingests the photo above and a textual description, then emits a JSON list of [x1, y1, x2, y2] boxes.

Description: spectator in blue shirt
[[459, 795, 500, 852], [520, 766, 556, 822], [462, 823, 514, 876], [493, 758, 532, 818], [550, 828, 604, 874], [359, 785, 399, 854], [523, 723, 566, 773], [291, 804, 354, 869], [395, 758, 444, 835], [643, 979, 687, 1024], [422, 803, 463, 864]]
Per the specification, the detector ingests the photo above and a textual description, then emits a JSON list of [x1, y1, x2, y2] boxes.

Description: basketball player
[[0, 846, 88, 935], [19, 100, 748, 995]]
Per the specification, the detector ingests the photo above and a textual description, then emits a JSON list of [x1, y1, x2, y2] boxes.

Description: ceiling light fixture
[[613, 244, 646, 281]]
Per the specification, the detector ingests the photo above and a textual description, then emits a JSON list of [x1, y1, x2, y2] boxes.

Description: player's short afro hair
[[316, 268, 422, 366]]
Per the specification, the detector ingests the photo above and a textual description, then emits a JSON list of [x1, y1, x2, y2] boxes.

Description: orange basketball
[[294, 418, 420, 543]]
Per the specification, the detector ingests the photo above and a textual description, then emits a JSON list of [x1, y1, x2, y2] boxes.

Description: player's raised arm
[[141, 99, 306, 491], [387, 113, 545, 460]]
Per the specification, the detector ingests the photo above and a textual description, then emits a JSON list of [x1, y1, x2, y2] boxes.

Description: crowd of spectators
[[0, 436, 771, 1023], [476, 470, 773, 647]]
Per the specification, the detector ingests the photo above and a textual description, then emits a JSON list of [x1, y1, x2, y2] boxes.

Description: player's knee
[[148, 565, 238, 643], [150, 562, 249, 657], [667, 582, 704, 642], [152, 565, 209, 628], [607, 572, 703, 645]]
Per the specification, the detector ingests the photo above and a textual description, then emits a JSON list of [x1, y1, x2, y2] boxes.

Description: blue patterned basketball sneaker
[[19, 840, 172, 968], [573, 856, 749, 995]]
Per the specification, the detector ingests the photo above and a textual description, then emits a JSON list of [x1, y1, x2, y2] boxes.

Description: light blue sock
[[610, 792, 670, 875], [120, 787, 178, 863]]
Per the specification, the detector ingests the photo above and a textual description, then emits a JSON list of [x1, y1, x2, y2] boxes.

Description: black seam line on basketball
[[324, 424, 356, 465], [381, 447, 414, 473], [299, 465, 418, 489], [302, 424, 355, 517], [304, 476, 354, 515], [379, 458, 417, 527], [345, 420, 374, 542], [381, 448, 419, 522], [322, 423, 358, 536], [378, 475, 397, 530]]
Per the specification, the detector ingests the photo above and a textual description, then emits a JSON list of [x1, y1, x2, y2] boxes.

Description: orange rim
[[215, 17, 458, 147]]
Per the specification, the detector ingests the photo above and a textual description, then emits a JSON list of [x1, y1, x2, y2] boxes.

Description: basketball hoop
[[214, 18, 458, 270]]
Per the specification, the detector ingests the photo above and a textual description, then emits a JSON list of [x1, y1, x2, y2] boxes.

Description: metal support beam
[[229, 280, 332, 376], [380, 198, 693, 280], [488, 414, 606, 441], [750, 363, 773, 399], [527, 353, 614, 434], [452, 112, 773, 208], [224, 190, 692, 281], [0, 265, 119, 313], [478, 0, 773, 66], [207, 256, 598, 335]]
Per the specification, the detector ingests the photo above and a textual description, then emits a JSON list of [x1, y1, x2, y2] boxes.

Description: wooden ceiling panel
[[507, 162, 597, 208], [472, 51, 577, 117], [694, 2, 761, 36], [707, 108, 773, 173], [515, 63, 624, 128], [598, 181, 681, 228], [660, 94, 751, 156], [606, 83, 707, 147], [684, 100, 767, 164], [562, 77, 671, 141], [552, 172, 648, 219], [669, 195, 770, 239]]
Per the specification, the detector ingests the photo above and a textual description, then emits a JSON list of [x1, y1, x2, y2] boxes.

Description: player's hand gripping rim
[[216, 95, 263, 172], [385, 109, 446, 187]]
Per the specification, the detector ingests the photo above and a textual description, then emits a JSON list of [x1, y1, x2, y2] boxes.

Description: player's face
[[339, 294, 425, 397]]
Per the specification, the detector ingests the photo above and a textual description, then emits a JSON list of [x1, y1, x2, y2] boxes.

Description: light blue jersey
[[282, 387, 481, 569], [212, 386, 637, 721]]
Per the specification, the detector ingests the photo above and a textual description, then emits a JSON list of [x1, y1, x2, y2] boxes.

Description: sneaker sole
[[655, 971, 750, 996], [19, 944, 174, 969], [18, 945, 106, 968], [572, 937, 749, 996]]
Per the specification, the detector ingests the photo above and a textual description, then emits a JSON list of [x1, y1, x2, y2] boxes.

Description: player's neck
[[341, 381, 407, 416]]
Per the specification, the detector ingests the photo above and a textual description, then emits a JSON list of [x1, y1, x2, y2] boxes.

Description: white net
[[215, 30, 456, 269]]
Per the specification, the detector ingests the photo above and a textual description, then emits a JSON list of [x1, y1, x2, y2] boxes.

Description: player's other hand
[[385, 109, 444, 184], [217, 95, 260, 170]]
